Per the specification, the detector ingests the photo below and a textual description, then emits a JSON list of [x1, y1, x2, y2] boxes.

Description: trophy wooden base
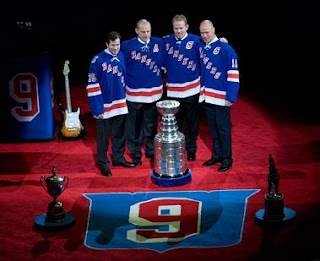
[[255, 194, 296, 225], [264, 194, 285, 219], [151, 168, 192, 187], [34, 212, 75, 230]]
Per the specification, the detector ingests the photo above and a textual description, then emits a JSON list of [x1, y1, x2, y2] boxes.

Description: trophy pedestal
[[151, 100, 192, 187], [151, 168, 192, 187], [34, 212, 75, 230], [256, 155, 296, 225], [255, 207, 296, 225], [255, 194, 296, 225]]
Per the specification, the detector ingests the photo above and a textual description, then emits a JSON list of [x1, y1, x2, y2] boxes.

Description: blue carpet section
[[83, 189, 259, 252]]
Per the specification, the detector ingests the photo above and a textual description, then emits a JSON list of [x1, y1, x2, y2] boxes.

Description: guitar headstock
[[63, 60, 70, 76]]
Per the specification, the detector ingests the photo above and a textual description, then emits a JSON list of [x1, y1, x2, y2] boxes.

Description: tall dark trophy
[[255, 155, 296, 224], [34, 167, 75, 229], [151, 100, 192, 186]]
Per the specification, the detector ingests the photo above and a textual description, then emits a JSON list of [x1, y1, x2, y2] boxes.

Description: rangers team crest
[[213, 46, 221, 54], [185, 41, 194, 49], [153, 44, 159, 52], [83, 189, 259, 252]]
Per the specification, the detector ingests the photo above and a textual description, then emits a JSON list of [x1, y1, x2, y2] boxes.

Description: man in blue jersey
[[163, 15, 229, 162], [163, 14, 202, 162], [199, 20, 240, 172], [121, 19, 165, 165], [86, 31, 135, 176]]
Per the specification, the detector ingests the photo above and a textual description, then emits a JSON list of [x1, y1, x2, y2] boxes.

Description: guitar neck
[[64, 75, 72, 113]]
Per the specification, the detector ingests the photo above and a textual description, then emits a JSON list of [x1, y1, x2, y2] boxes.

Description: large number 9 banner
[[2, 53, 55, 141], [83, 189, 259, 252], [9, 73, 39, 122], [127, 198, 201, 243]]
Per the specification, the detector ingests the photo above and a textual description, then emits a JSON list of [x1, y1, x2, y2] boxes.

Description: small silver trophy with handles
[[34, 166, 75, 229], [151, 100, 191, 186]]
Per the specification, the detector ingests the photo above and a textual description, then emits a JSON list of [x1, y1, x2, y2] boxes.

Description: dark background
[[2, 1, 319, 121]]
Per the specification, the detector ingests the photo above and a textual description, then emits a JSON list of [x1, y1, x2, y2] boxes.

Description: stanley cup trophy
[[34, 166, 75, 229], [151, 100, 192, 186]]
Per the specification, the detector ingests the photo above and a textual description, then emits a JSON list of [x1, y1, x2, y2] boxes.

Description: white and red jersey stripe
[[166, 77, 201, 98], [86, 83, 102, 97], [126, 84, 163, 103], [227, 69, 239, 83], [103, 98, 128, 119], [199, 86, 226, 106]]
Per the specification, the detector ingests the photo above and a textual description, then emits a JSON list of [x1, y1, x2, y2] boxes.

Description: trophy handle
[[40, 175, 48, 192], [63, 176, 69, 190]]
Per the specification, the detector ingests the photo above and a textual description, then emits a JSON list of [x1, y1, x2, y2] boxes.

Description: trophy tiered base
[[34, 213, 75, 229], [34, 200, 75, 230], [151, 169, 192, 187], [255, 194, 296, 225]]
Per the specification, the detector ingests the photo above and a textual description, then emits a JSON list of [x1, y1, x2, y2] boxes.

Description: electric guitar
[[60, 60, 82, 138]]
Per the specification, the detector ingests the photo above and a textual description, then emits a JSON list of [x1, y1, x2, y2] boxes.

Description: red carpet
[[1, 84, 320, 261]]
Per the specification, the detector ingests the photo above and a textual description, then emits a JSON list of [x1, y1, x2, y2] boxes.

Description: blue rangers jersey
[[86, 49, 128, 119], [163, 33, 201, 98], [199, 37, 240, 106], [121, 37, 165, 103]]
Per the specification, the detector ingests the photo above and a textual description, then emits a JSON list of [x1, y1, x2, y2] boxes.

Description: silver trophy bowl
[[156, 100, 180, 116]]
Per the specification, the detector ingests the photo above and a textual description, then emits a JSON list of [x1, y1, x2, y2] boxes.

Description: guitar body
[[61, 107, 82, 138]]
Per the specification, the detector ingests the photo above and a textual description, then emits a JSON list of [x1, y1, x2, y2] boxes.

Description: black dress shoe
[[187, 151, 196, 161], [203, 157, 222, 166], [100, 168, 112, 176], [218, 162, 232, 172], [132, 158, 142, 166], [113, 160, 135, 168]]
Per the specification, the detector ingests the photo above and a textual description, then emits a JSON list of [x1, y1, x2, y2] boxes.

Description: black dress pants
[[96, 114, 126, 169], [204, 103, 232, 164], [174, 94, 199, 154], [126, 101, 158, 160]]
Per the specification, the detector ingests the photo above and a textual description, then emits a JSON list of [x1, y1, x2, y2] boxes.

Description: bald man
[[121, 19, 165, 165], [199, 20, 240, 172]]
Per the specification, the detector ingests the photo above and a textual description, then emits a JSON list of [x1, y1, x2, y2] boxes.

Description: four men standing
[[86, 17, 240, 175]]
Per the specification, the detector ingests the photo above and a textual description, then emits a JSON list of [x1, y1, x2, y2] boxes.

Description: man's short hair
[[107, 31, 121, 43]]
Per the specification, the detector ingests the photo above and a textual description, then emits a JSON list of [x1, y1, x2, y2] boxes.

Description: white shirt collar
[[175, 33, 188, 41], [105, 49, 119, 62], [105, 49, 113, 55], [206, 35, 219, 45], [137, 37, 150, 45]]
